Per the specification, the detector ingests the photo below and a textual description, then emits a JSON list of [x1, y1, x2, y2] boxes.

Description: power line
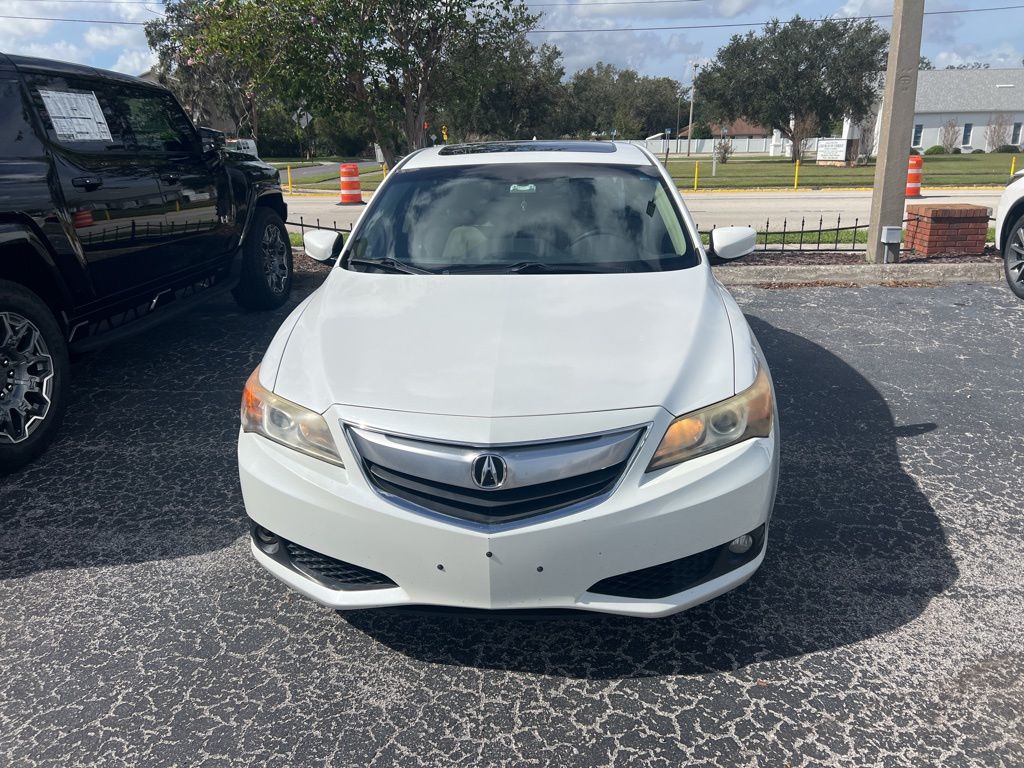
[[530, 3, 1024, 33], [0, 14, 150, 24], [2, 1, 1021, 29]]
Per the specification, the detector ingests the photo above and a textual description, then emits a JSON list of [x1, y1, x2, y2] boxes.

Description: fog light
[[254, 526, 280, 555], [728, 534, 753, 554]]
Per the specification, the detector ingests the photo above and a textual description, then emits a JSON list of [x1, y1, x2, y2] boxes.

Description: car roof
[[401, 141, 654, 170], [0, 52, 162, 89]]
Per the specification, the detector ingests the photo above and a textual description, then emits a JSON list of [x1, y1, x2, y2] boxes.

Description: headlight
[[647, 365, 773, 471], [241, 366, 344, 466]]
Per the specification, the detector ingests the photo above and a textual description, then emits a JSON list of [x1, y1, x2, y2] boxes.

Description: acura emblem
[[471, 453, 507, 489]]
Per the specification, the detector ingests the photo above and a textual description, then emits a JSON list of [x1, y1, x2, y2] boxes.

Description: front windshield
[[345, 163, 698, 274]]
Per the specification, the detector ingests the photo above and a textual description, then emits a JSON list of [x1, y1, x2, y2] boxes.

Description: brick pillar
[[905, 204, 989, 257]]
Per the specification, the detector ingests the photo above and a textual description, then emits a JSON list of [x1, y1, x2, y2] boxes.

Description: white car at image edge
[[995, 168, 1024, 299], [237, 140, 779, 618]]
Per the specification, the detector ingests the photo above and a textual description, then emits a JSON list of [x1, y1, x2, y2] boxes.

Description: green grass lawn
[[299, 167, 385, 191], [666, 153, 1019, 190]]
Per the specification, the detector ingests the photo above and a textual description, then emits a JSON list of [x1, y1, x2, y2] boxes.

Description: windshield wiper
[[347, 256, 435, 275], [446, 261, 611, 274]]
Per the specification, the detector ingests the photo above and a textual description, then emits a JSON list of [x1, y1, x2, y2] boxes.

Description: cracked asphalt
[[1, 263, 1022, 767]]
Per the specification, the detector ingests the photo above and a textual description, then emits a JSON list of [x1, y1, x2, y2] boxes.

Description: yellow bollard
[[693, 161, 699, 192], [381, 161, 388, 178], [1012, 156, 1018, 177], [287, 165, 293, 194], [793, 159, 800, 190]]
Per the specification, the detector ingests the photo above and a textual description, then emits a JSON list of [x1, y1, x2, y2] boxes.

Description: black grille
[[588, 525, 766, 600], [364, 458, 629, 525], [283, 541, 396, 590]]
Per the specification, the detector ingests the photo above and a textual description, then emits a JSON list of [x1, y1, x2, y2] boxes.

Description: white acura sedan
[[238, 141, 779, 618]]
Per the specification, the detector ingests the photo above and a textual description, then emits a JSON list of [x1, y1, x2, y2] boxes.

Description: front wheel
[[0, 280, 69, 475], [232, 208, 293, 310], [1004, 213, 1024, 300]]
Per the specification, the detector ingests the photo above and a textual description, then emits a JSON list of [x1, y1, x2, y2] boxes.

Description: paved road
[[283, 188, 1003, 236], [1, 267, 1022, 766]]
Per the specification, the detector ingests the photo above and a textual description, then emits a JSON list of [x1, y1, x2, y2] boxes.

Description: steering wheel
[[568, 228, 633, 249]]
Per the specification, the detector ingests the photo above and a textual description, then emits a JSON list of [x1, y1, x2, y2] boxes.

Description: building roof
[[679, 118, 769, 138], [915, 68, 1024, 113]]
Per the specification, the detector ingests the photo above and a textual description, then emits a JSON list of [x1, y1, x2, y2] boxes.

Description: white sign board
[[39, 90, 112, 142], [816, 138, 848, 162]]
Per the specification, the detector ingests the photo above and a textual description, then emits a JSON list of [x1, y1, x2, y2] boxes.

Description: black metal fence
[[702, 215, 870, 253], [286, 216, 352, 237]]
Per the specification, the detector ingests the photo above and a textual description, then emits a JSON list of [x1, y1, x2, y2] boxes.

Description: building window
[[1013, 123, 1022, 145], [911, 124, 923, 147], [962, 123, 973, 146]]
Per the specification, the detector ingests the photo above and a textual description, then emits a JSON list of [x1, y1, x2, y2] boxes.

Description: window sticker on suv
[[38, 89, 113, 142]]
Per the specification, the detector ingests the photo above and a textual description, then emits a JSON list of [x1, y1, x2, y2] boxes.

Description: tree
[[568, 62, 682, 138], [919, 56, 935, 70], [986, 113, 1012, 151], [149, 0, 537, 163], [945, 62, 990, 70], [695, 16, 888, 161], [940, 119, 960, 153]]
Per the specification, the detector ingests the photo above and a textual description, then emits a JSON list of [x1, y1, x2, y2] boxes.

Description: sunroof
[[438, 141, 617, 156]]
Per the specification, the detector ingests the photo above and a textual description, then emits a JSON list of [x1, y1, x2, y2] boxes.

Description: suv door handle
[[160, 174, 181, 185], [71, 176, 103, 191]]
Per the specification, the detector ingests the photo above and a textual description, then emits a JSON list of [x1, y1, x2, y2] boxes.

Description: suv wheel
[[1004, 213, 1024, 300], [233, 208, 293, 310], [0, 280, 69, 475]]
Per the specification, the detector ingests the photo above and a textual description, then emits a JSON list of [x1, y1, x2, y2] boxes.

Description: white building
[[857, 68, 1024, 154]]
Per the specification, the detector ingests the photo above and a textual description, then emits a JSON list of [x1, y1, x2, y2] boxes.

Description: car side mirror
[[709, 226, 757, 261], [303, 230, 343, 263], [197, 126, 225, 155]]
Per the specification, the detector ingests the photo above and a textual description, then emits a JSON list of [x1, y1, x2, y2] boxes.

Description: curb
[[713, 261, 1001, 286]]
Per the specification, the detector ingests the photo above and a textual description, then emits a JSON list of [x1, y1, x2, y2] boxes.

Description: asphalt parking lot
[[1, 264, 1022, 767]]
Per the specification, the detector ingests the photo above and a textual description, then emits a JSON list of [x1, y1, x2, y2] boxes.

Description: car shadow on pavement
[[344, 315, 960, 679], [0, 267, 330, 580]]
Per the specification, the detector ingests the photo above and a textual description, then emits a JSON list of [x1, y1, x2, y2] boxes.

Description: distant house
[[679, 118, 768, 140], [857, 68, 1024, 153]]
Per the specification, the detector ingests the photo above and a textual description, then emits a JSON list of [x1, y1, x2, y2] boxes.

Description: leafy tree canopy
[[695, 16, 888, 161]]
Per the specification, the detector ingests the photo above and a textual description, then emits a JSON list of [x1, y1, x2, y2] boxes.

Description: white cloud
[[112, 48, 156, 75], [84, 25, 140, 50]]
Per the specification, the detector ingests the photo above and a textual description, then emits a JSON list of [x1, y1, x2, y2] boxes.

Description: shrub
[[713, 137, 734, 164], [971, 148, 986, 154], [909, 147, 921, 156], [951, 147, 962, 154], [995, 144, 1021, 153], [924, 145, 947, 155]]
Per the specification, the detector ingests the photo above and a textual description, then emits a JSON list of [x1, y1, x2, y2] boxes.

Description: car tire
[[0, 280, 69, 475], [232, 208, 293, 310], [1004, 213, 1024, 300]]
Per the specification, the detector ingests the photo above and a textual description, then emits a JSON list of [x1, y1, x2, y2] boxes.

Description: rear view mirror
[[709, 226, 756, 261], [303, 230, 343, 263]]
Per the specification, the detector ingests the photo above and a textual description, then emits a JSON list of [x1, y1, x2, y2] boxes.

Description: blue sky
[[1, 0, 1022, 79]]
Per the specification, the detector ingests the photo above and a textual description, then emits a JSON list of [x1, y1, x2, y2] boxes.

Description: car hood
[[270, 267, 737, 419]]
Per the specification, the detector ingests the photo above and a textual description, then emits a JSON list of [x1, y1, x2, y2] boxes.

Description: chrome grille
[[348, 425, 644, 525]]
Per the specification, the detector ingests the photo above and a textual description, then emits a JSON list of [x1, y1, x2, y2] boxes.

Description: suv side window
[[25, 75, 197, 155], [121, 87, 198, 153], [25, 73, 127, 152]]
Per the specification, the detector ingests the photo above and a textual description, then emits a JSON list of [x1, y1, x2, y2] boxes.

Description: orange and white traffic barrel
[[906, 155, 923, 198], [338, 163, 363, 205]]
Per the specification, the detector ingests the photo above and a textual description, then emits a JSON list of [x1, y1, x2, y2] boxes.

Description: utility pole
[[686, 61, 699, 157], [867, 0, 925, 264]]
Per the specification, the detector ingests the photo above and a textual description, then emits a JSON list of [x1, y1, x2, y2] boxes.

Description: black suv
[[0, 54, 293, 473]]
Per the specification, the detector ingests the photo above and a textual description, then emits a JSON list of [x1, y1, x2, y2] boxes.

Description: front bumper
[[238, 406, 779, 618]]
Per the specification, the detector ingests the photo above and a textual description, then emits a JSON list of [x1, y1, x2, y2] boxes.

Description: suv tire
[[1004, 213, 1024, 300], [0, 280, 69, 475], [233, 208, 293, 310]]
